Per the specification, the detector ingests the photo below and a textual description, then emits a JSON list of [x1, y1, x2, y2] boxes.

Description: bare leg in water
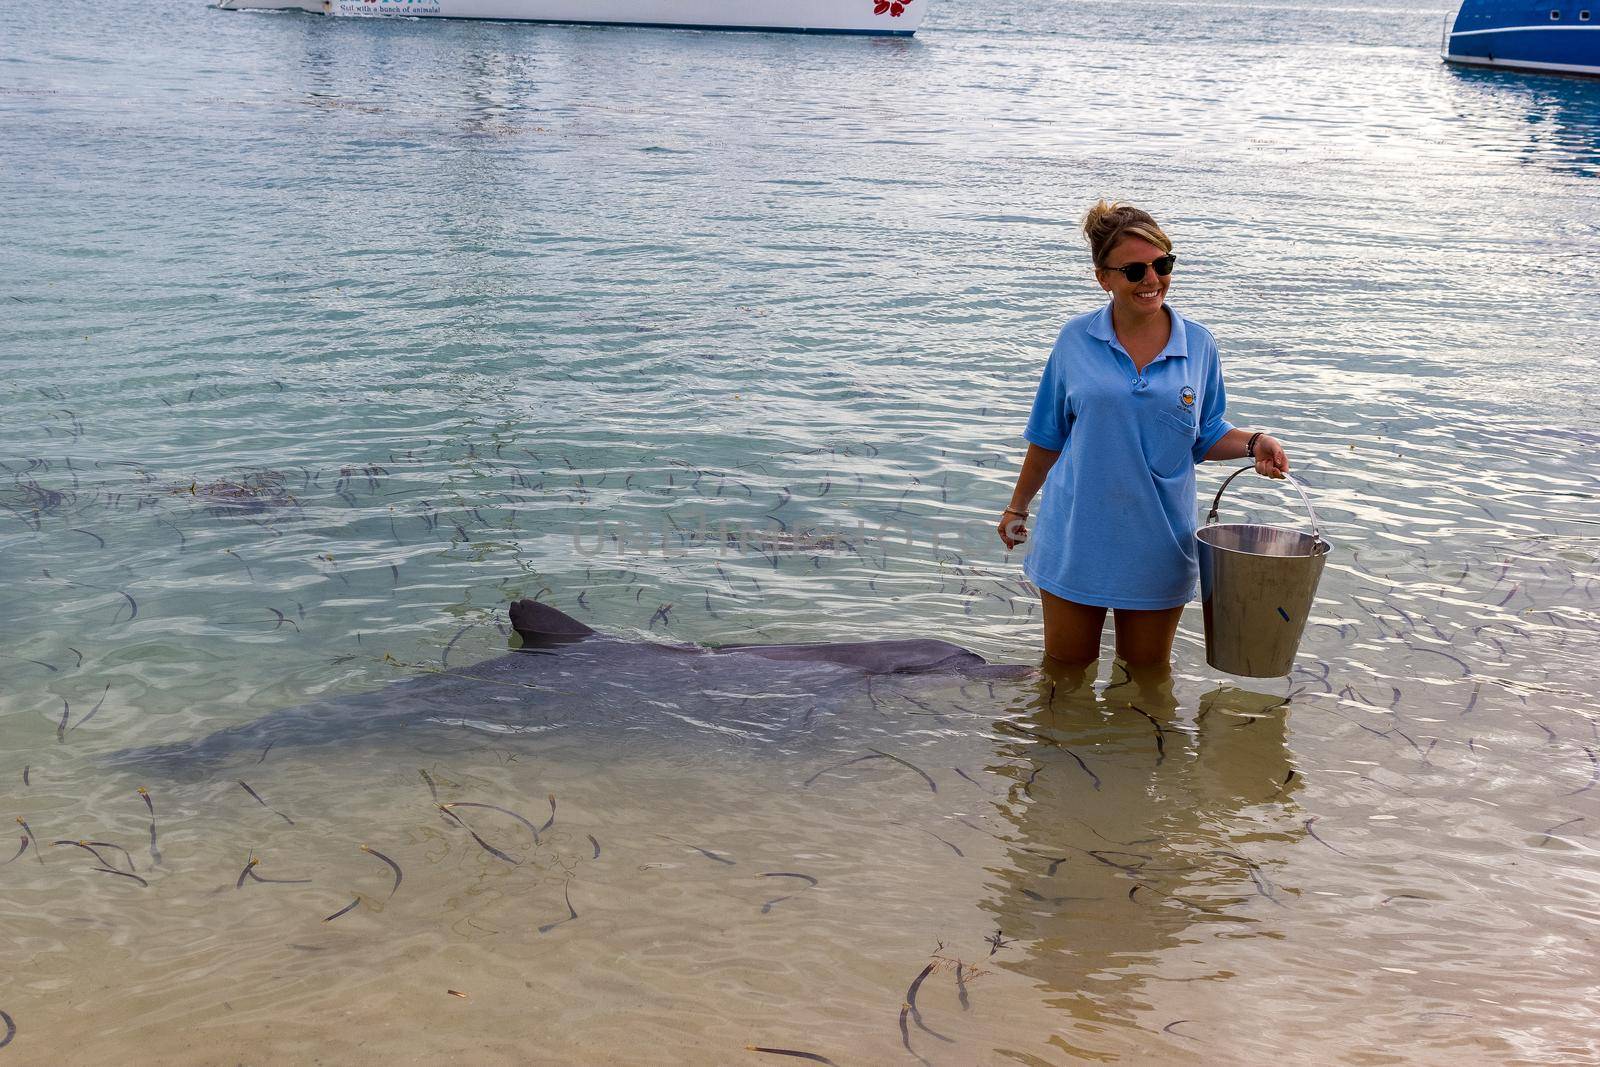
[[1041, 589, 1184, 669]]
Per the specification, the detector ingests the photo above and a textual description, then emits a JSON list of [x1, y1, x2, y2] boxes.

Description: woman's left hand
[[1254, 435, 1289, 479]]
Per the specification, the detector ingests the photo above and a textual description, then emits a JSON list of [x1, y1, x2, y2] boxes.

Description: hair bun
[[1082, 201, 1172, 268]]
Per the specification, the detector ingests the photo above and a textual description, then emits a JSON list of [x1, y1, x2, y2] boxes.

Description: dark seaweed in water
[[0, 476, 73, 527]]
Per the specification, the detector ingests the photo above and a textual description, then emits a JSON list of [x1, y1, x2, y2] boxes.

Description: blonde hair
[[1082, 200, 1172, 268]]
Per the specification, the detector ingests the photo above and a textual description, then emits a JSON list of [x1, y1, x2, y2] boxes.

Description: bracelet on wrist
[[1003, 506, 1028, 518], [1246, 432, 1264, 459]]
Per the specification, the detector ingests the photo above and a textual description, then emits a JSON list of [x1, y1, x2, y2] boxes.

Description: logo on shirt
[[1179, 386, 1196, 410]]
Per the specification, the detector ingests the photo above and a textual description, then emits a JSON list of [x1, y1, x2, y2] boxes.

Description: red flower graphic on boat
[[873, 0, 907, 15]]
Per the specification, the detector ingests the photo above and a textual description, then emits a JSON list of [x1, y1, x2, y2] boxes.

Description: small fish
[[1, 835, 28, 865], [867, 748, 937, 794], [904, 962, 953, 1043], [248, 863, 312, 886], [224, 548, 255, 581], [688, 844, 734, 866], [1563, 746, 1600, 797], [955, 962, 970, 1011], [898, 1004, 929, 1067], [761, 872, 818, 887], [1204, 848, 1279, 904], [1, 1008, 13, 1050], [237, 780, 294, 826], [1060, 745, 1103, 791], [802, 752, 888, 788], [361, 845, 402, 899], [235, 854, 258, 889], [744, 1048, 838, 1066], [21, 766, 28, 787], [951, 767, 993, 792], [1019, 887, 1096, 905], [1536, 816, 1585, 846], [14, 818, 45, 866], [1303, 817, 1349, 857], [82, 840, 137, 872], [587, 834, 601, 859], [441, 624, 471, 668], [419, 769, 438, 801], [1086, 848, 1152, 874], [915, 825, 960, 857], [443, 802, 541, 844], [139, 787, 162, 866], [256, 740, 275, 764], [539, 793, 556, 834], [69, 684, 111, 733], [52, 839, 117, 868], [115, 590, 138, 623], [92, 865, 148, 888], [438, 806, 519, 865], [56, 697, 69, 742], [323, 896, 361, 923], [758, 872, 818, 914], [1127, 705, 1168, 763], [536, 880, 578, 934]]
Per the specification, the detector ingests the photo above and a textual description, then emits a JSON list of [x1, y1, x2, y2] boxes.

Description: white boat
[[215, 0, 929, 35]]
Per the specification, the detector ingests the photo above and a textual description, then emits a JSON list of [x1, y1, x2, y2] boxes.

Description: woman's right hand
[[998, 510, 1029, 549]]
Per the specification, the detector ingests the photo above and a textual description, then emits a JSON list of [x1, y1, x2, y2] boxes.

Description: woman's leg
[[1110, 605, 1185, 668], [1040, 590, 1108, 667]]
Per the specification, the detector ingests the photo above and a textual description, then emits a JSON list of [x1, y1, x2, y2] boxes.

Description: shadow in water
[[974, 661, 1302, 1059]]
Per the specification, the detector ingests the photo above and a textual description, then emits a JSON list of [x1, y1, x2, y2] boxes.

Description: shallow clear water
[[3, 0, 1600, 1062]]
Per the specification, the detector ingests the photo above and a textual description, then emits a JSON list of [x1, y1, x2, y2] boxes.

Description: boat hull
[[216, 0, 928, 35], [1444, 2, 1600, 78]]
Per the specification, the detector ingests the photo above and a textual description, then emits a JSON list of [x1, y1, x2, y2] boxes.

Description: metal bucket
[[1196, 467, 1332, 678]]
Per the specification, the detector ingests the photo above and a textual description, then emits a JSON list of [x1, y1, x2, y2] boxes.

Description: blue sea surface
[[3, 0, 1600, 1061]]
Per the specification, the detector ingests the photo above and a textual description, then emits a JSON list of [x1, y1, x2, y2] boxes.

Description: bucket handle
[[1205, 466, 1322, 543]]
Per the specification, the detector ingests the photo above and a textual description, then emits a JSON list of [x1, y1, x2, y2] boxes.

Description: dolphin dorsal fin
[[509, 599, 595, 644]]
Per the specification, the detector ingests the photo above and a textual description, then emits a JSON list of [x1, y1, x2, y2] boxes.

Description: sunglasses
[[1101, 253, 1177, 283]]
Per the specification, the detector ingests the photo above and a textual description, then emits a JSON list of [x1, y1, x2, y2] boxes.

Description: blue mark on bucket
[[1277, 606, 1291, 622]]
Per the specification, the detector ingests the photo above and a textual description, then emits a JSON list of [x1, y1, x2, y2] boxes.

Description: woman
[[997, 201, 1289, 668]]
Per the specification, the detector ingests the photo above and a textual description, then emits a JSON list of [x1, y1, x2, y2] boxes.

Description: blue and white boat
[[1444, 1, 1600, 77]]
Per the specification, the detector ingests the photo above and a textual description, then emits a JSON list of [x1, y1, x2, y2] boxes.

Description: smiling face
[[1096, 235, 1172, 319]]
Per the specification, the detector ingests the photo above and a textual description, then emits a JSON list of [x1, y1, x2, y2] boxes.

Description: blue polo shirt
[[1021, 303, 1234, 610]]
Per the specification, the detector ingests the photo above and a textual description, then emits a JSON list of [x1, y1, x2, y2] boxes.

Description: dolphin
[[116, 599, 1032, 774]]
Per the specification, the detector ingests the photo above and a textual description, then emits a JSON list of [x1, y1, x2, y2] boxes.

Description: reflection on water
[[980, 666, 1300, 1060], [1444, 64, 1600, 178]]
